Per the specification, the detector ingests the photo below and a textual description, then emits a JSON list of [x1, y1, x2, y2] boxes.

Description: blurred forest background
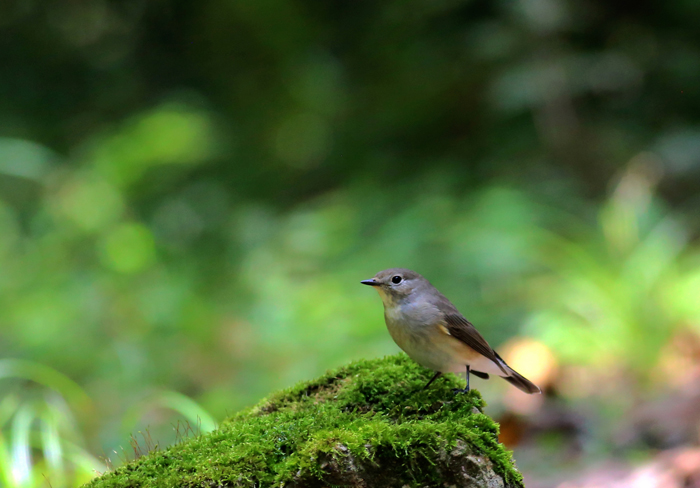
[[2, 0, 700, 486]]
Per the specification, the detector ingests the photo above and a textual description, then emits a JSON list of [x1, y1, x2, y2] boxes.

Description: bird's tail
[[501, 368, 541, 394]]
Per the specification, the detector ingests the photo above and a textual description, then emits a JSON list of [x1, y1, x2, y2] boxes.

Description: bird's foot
[[452, 387, 470, 396]]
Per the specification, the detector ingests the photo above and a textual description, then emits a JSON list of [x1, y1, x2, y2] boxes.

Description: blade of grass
[[10, 405, 33, 487]]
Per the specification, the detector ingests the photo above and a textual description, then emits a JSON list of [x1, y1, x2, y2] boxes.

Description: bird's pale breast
[[383, 299, 485, 373]]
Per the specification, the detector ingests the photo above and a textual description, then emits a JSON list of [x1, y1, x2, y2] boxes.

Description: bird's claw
[[452, 387, 470, 396]]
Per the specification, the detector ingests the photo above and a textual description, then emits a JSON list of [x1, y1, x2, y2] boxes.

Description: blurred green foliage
[[1, 0, 700, 486], [0, 359, 103, 487]]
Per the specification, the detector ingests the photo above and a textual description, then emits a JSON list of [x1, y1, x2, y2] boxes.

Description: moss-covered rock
[[85, 354, 524, 487]]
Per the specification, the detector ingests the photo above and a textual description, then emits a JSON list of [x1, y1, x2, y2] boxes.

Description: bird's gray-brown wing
[[443, 313, 509, 375]]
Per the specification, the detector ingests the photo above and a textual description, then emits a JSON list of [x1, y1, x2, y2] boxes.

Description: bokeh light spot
[[99, 223, 156, 273], [501, 337, 557, 387], [0, 137, 56, 181], [57, 175, 124, 231], [91, 103, 216, 187]]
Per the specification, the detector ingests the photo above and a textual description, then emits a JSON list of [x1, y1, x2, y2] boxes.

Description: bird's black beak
[[361, 278, 379, 286]]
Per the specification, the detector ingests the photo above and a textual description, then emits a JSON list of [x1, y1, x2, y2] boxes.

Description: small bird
[[362, 268, 541, 394]]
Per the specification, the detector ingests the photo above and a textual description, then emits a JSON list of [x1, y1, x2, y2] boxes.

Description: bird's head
[[361, 268, 427, 306]]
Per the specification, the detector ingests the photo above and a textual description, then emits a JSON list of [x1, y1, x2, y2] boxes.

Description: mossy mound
[[85, 354, 524, 487]]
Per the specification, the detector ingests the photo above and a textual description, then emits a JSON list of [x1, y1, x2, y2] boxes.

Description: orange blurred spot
[[500, 337, 557, 386], [500, 338, 556, 414], [655, 328, 700, 389]]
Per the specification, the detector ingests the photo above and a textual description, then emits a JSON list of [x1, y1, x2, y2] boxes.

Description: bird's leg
[[423, 371, 442, 390], [452, 365, 471, 395]]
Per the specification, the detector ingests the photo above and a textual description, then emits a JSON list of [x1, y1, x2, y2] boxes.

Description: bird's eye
[[391, 275, 402, 284]]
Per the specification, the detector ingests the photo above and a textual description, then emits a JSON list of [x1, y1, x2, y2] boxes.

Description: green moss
[[85, 354, 524, 487]]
